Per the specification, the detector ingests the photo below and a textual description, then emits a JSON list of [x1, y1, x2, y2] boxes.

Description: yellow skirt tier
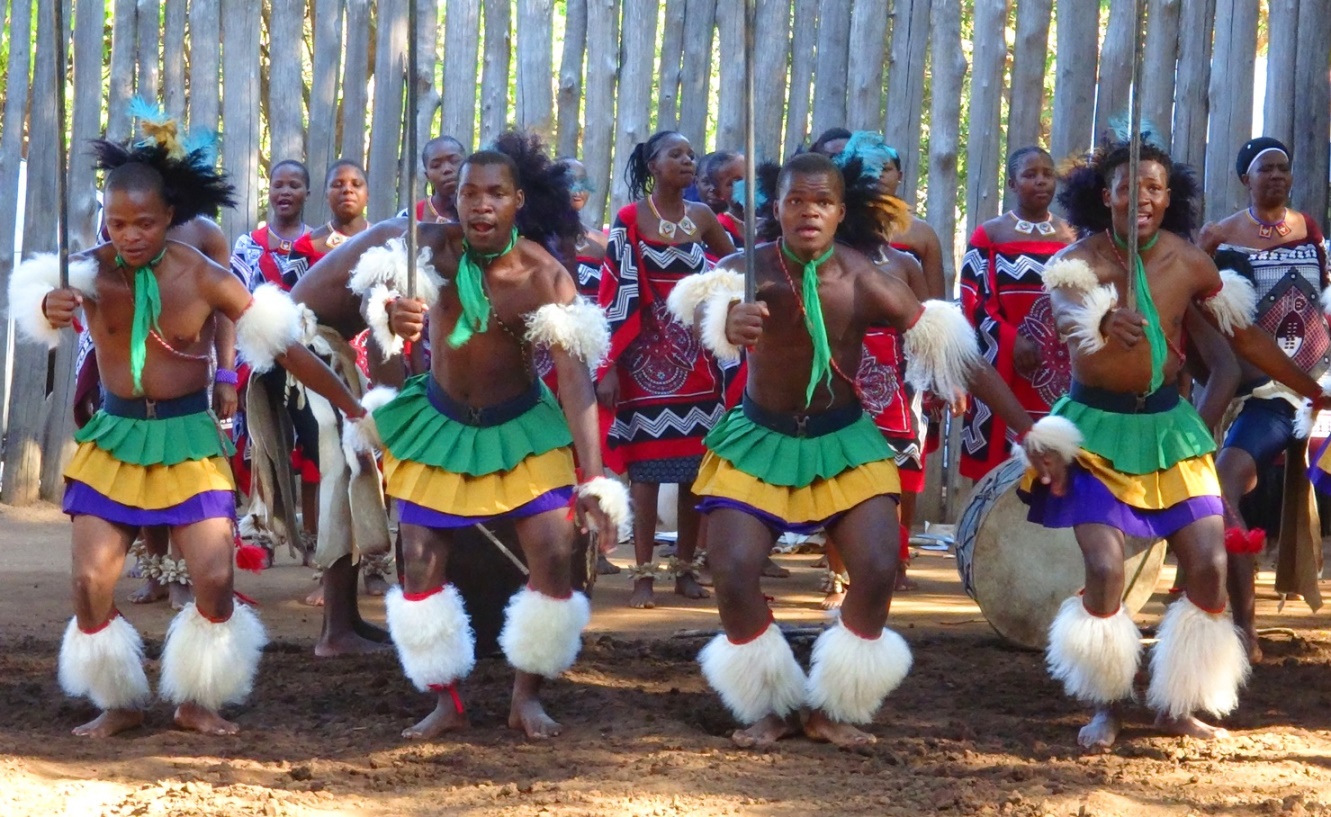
[[64, 442, 235, 509], [383, 446, 576, 517], [1019, 450, 1219, 511], [693, 450, 900, 526]]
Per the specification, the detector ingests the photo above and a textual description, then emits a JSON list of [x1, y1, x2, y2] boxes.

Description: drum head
[[960, 458, 1167, 650]]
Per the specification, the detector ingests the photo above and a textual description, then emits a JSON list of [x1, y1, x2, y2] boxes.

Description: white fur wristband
[[577, 476, 630, 533], [347, 236, 442, 308], [903, 300, 981, 397], [8, 254, 96, 348], [365, 284, 405, 360], [666, 269, 745, 326], [1041, 258, 1099, 293], [1017, 415, 1083, 467], [1063, 285, 1118, 354], [525, 300, 611, 369]]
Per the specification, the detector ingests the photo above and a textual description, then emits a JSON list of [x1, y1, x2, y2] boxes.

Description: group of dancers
[[13, 93, 1330, 750]]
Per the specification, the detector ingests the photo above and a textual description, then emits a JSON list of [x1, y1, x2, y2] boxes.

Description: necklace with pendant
[[325, 220, 350, 248], [647, 193, 697, 240], [1010, 210, 1056, 236], [268, 222, 306, 255], [1247, 206, 1291, 240]]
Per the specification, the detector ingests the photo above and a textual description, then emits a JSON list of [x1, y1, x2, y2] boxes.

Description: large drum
[[446, 522, 597, 656], [955, 456, 1167, 650]]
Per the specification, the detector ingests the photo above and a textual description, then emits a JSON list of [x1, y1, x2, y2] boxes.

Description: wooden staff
[[55, 0, 69, 289], [1124, 0, 1147, 311], [742, 0, 757, 302], [404, 0, 420, 299]]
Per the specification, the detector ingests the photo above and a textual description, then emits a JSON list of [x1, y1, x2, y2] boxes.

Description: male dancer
[[1198, 137, 1330, 662], [668, 153, 1035, 749], [14, 132, 365, 737], [348, 135, 627, 740], [1024, 133, 1328, 748]]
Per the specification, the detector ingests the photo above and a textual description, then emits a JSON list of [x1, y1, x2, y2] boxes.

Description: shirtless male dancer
[[668, 153, 1035, 749], [346, 134, 628, 739], [14, 133, 366, 737], [1022, 133, 1329, 749]]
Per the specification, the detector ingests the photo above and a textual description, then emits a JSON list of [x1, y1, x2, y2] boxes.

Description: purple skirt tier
[[696, 496, 848, 536], [397, 487, 574, 530], [63, 481, 236, 527], [1019, 464, 1222, 539]]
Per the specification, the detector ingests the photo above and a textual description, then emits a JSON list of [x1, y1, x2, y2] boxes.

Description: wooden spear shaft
[[55, 0, 69, 289], [1125, 0, 1147, 311], [742, 0, 757, 302], [405, 0, 420, 299]]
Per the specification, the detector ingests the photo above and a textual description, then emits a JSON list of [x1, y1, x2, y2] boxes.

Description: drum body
[[446, 522, 596, 656], [955, 457, 1166, 650]]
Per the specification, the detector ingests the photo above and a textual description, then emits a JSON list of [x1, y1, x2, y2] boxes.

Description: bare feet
[[1240, 629, 1264, 664], [803, 710, 876, 750], [1077, 707, 1122, 749], [820, 590, 847, 611], [167, 582, 193, 612], [675, 573, 710, 599], [509, 697, 562, 739], [596, 554, 622, 575], [304, 584, 325, 607], [72, 708, 144, 738], [731, 713, 799, 749], [363, 572, 391, 597], [129, 578, 168, 605], [403, 699, 470, 740], [315, 629, 391, 657], [894, 565, 918, 592], [174, 702, 240, 736], [760, 556, 791, 579], [628, 577, 656, 609], [1156, 712, 1229, 740]]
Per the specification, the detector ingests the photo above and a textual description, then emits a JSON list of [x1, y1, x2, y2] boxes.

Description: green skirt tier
[[75, 409, 234, 467], [702, 405, 893, 489], [1051, 394, 1215, 475]]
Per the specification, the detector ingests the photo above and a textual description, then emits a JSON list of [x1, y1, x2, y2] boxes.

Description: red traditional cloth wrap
[[1224, 526, 1266, 555], [959, 229, 1071, 480]]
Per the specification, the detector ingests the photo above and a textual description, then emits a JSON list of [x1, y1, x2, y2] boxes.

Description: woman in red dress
[[597, 131, 736, 608]]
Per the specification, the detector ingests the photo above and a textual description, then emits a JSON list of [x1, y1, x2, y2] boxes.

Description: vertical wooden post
[[221, 0, 262, 241], [516, 0, 554, 135], [1204, 0, 1258, 222], [610, 0, 659, 212], [1264, 0, 1301, 149], [135, 0, 161, 100], [1005, 0, 1054, 210], [370, 0, 409, 220], [107, 0, 137, 142], [1170, 0, 1214, 170], [715, 0, 743, 150], [187, 0, 221, 136], [414, 0, 442, 144], [307, 0, 345, 227], [0, 0, 34, 440], [965, 0, 1010, 236], [753, 0, 790, 161], [885, 0, 932, 202], [269, 0, 307, 163], [1093, 0, 1134, 138], [70, 0, 106, 250], [656, 0, 687, 134], [782, 0, 818, 154], [480, 0, 512, 144], [845, 0, 887, 132], [1049, 0, 1100, 163], [1141, 0, 1180, 146], [557, 0, 589, 157], [1292, 0, 1330, 233], [677, 0, 717, 149], [810, 0, 851, 136], [582, 0, 620, 225], [341, 0, 373, 166], [162, 0, 187, 118], [441, 0, 481, 149]]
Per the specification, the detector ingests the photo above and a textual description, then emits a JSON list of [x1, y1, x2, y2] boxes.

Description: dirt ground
[[3, 502, 1331, 817]]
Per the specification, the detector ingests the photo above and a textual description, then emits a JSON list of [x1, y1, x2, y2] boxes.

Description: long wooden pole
[[405, 0, 419, 299], [742, 0, 756, 303], [1124, 0, 1147, 311], [55, 0, 69, 289]]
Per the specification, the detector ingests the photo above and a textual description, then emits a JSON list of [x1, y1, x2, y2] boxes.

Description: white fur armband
[[1200, 269, 1257, 337], [1015, 415, 1083, 467], [903, 300, 981, 397], [236, 283, 305, 373], [8, 254, 98, 348], [666, 268, 745, 326], [1063, 285, 1118, 354], [1041, 258, 1099, 293], [577, 476, 631, 533], [525, 300, 611, 369], [348, 236, 442, 307], [364, 283, 404, 360]]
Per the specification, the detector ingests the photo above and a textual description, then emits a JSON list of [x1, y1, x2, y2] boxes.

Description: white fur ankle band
[[236, 284, 305, 373], [58, 614, 151, 711], [577, 476, 631, 533], [805, 622, 913, 724], [698, 622, 806, 724], [498, 587, 591, 678], [1045, 596, 1141, 705], [525, 300, 612, 369], [158, 602, 268, 711], [903, 300, 981, 397], [1147, 596, 1249, 719], [1200, 269, 1257, 337], [8, 254, 98, 348], [385, 585, 476, 692]]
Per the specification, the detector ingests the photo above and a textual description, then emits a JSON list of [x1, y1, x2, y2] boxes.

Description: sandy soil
[[3, 501, 1331, 817]]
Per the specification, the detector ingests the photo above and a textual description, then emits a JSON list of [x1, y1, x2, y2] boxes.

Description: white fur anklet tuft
[[385, 585, 476, 692], [699, 622, 806, 724], [499, 587, 591, 678], [1147, 597, 1250, 719], [1063, 285, 1118, 354], [1016, 415, 1084, 467], [159, 602, 268, 711], [525, 300, 612, 369], [1202, 269, 1258, 337], [236, 284, 305, 373], [806, 623, 913, 724], [577, 476, 631, 533], [903, 300, 981, 398], [1046, 596, 1141, 704], [58, 615, 151, 711]]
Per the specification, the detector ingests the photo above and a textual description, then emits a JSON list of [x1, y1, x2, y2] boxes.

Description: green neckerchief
[[1110, 230, 1164, 391], [447, 227, 519, 348], [117, 247, 169, 395], [780, 241, 837, 407]]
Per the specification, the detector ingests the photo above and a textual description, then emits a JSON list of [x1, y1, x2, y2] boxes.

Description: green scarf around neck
[[1110, 230, 1164, 392], [447, 228, 519, 348], [780, 241, 837, 407], [118, 247, 168, 395]]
